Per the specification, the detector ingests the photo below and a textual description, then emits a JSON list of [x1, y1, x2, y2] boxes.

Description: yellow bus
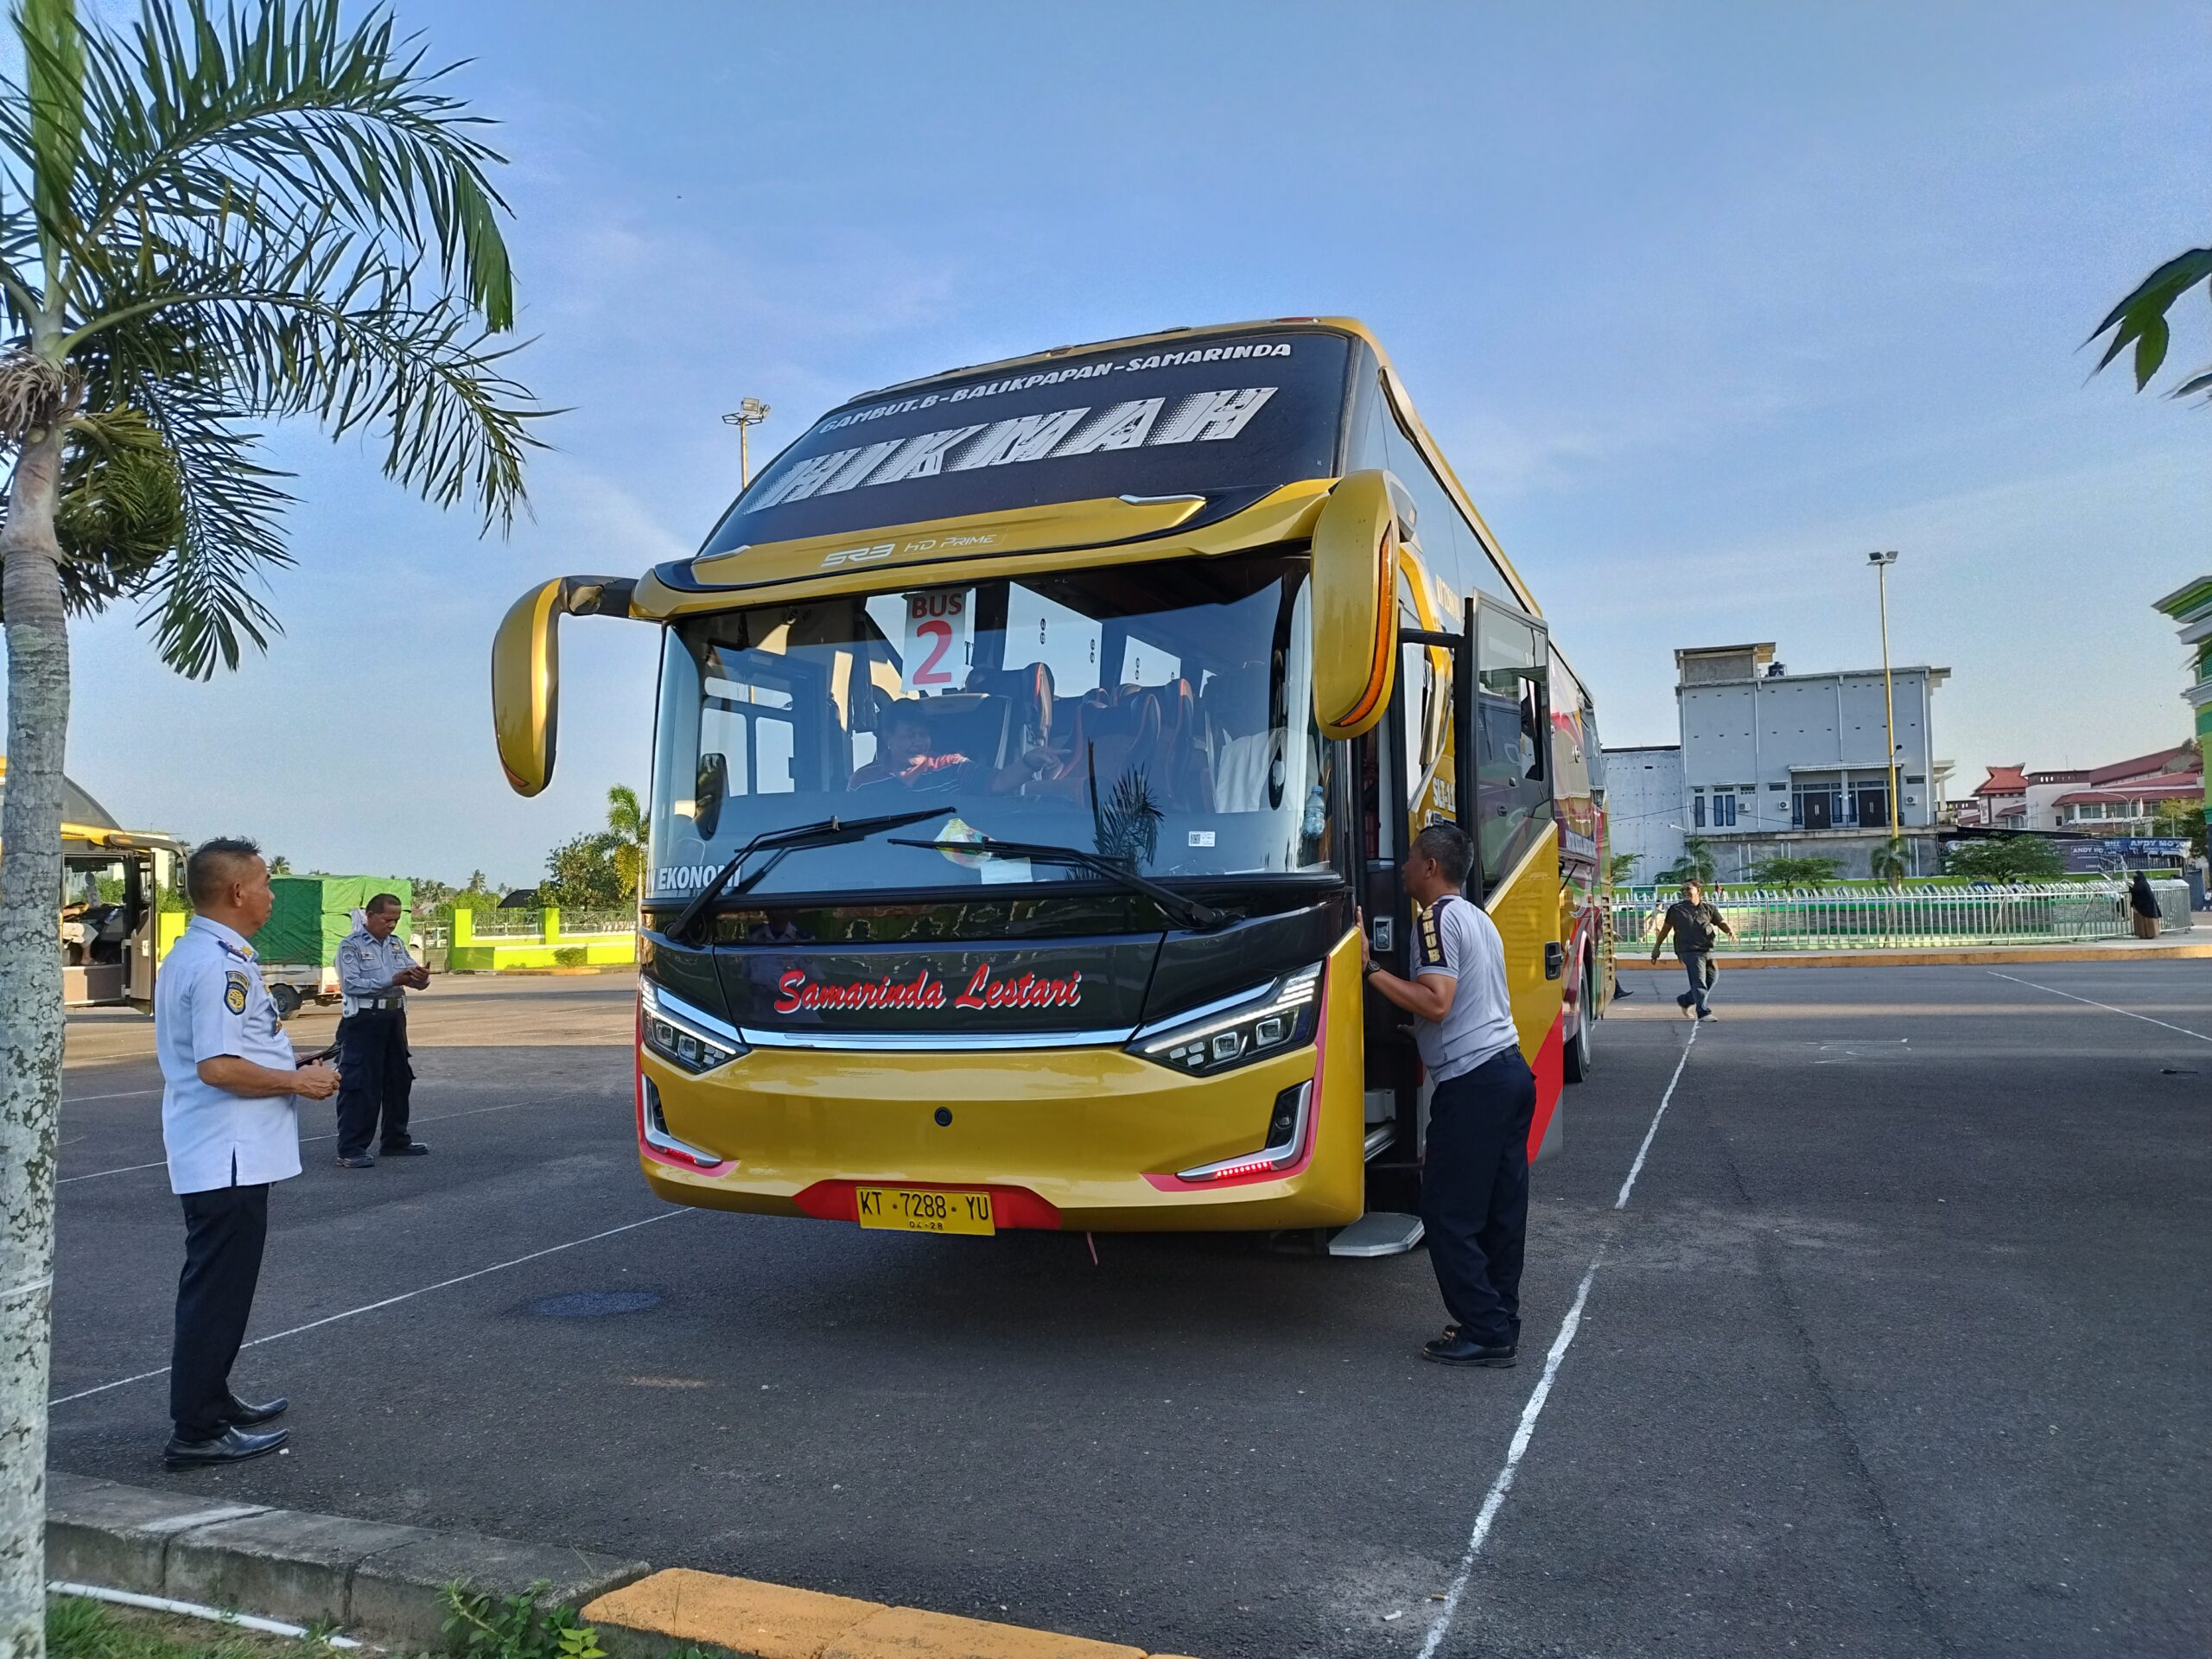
[[492, 319, 1611, 1247]]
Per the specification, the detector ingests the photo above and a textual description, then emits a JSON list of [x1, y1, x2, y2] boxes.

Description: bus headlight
[[640, 979, 747, 1074], [1131, 963, 1322, 1075]]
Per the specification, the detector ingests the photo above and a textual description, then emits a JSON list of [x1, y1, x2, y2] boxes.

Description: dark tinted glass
[[702, 331, 1351, 552]]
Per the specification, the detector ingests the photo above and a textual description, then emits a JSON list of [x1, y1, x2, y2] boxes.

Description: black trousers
[[1421, 1046, 1538, 1348], [170, 1179, 269, 1440], [336, 1007, 414, 1157]]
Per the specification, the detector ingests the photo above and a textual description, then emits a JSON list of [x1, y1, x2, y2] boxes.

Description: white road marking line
[[1418, 1248, 1603, 1659], [48, 1210, 684, 1407], [61, 1089, 161, 1103], [1616, 1019, 1698, 1210], [54, 1099, 536, 1185], [56, 1160, 167, 1186], [1986, 970, 2210, 1043], [1420, 1020, 1699, 1659]]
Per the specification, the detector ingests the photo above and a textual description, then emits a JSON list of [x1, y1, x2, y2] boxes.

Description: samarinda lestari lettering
[[772, 963, 1084, 1015]]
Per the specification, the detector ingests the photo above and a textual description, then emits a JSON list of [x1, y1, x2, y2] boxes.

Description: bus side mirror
[[491, 575, 637, 797], [1310, 470, 1401, 741]]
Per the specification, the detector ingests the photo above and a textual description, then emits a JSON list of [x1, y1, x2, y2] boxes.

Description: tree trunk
[[0, 419, 71, 1659]]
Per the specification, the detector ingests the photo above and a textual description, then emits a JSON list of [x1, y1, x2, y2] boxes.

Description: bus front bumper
[[635, 949, 1366, 1234]]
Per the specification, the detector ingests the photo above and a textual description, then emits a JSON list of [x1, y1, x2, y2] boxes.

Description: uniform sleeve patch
[[223, 971, 250, 1014]]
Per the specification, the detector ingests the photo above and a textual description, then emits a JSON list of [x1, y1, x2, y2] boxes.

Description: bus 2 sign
[[902, 589, 971, 692]]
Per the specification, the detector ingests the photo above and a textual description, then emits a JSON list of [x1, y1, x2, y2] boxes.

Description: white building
[[1606, 641, 1951, 882]]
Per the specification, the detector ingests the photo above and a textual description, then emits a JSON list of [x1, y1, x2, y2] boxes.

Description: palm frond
[[130, 378, 292, 678], [0, 399, 186, 621], [0, 0, 518, 333], [2087, 247, 2212, 392], [0, 0, 549, 676]]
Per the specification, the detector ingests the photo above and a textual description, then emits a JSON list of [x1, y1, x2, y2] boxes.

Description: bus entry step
[[1328, 1212, 1425, 1257]]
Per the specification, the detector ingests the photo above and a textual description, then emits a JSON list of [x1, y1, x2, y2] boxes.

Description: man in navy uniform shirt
[[156, 838, 340, 1467]]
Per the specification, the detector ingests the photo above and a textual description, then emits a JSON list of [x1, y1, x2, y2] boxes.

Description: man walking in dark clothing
[[1652, 876, 1733, 1021], [333, 893, 431, 1166], [1360, 823, 1535, 1369]]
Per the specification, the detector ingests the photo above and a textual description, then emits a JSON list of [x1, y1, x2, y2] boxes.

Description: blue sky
[[20, 1, 2211, 884]]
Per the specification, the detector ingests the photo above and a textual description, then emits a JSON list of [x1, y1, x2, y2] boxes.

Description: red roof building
[[1956, 744, 2200, 833]]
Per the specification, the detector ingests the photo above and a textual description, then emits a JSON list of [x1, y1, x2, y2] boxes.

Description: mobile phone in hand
[[296, 1046, 339, 1066]]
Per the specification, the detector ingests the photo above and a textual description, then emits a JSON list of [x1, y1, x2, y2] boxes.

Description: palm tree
[[0, 6, 539, 1647], [1868, 836, 1910, 889], [1656, 836, 1716, 887], [607, 784, 646, 900]]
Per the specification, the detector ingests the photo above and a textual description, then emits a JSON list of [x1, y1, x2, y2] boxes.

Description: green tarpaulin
[[250, 875, 412, 968]]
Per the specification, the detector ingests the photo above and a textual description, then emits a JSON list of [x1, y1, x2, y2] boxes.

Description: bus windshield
[[648, 555, 1332, 905], [702, 330, 1351, 553]]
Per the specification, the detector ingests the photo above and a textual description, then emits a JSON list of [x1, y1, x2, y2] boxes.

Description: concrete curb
[[47, 1478, 1200, 1659], [1616, 940, 2212, 968], [47, 1471, 647, 1651]]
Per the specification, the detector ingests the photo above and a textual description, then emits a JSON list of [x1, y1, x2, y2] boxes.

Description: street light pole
[[1869, 550, 1900, 843], [722, 397, 771, 488]]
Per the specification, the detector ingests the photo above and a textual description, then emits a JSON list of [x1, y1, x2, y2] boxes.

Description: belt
[[351, 996, 403, 1012]]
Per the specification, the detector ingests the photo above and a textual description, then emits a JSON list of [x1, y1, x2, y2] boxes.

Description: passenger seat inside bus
[[1202, 666, 1279, 813]]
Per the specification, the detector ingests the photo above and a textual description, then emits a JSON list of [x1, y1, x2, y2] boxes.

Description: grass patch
[[48, 1597, 337, 1659], [51, 1586, 708, 1659]]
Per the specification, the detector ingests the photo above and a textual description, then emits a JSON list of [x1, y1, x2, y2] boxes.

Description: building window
[[1693, 793, 1706, 828], [1713, 794, 1738, 827]]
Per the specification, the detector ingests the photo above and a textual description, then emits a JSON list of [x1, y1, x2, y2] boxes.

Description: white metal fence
[[1612, 880, 2194, 953], [455, 906, 637, 940]]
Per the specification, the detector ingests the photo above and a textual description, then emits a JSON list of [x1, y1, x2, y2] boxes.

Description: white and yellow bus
[[493, 319, 1611, 1245]]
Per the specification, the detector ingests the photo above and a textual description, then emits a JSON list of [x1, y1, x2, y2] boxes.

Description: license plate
[[855, 1186, 995, 1236]]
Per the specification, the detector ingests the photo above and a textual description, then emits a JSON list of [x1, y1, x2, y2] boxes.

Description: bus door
[[1360, 596, 1477, 1212], [1357, 687, 1419, 1212]]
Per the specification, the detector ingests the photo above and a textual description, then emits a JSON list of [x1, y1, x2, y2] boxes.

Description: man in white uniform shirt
[[156, 838, 340, 1467], [1361, 823, 1536, 1367], [332, 893, 431, 1166]]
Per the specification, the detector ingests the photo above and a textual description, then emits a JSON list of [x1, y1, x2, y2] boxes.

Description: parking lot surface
[[48, 964, 2210, 1659]]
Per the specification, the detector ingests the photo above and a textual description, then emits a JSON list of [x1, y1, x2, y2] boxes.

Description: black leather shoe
[[1438, 1324, 1521, 1346], [337, 1154, 375, 1168], [378, 1140, 429, 1156], [222, 1393, 287, 1427], [163, 1425, 289, 1469], [1421, 1334, 1518, 1367]]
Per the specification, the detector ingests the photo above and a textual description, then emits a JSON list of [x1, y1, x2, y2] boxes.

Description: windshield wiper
[[889, 835, 1226, 932], [667, 806, 944, 944]]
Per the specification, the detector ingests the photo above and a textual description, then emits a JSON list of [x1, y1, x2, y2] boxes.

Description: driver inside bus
[[850, 704, 1057, 796]]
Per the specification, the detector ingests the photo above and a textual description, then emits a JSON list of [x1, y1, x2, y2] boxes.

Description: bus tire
[[1562, 958, 1594, 1084], [269, 983, 302, 1020]]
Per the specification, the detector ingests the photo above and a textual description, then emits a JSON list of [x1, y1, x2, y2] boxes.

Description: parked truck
[[251, 874, 414, 1015]]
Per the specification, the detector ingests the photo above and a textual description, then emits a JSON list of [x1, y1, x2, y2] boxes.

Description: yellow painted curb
[[823, 1605, 1145, 1659], [585, 1568, 883, 1659], [1618, 942, 2212, 968], [587, 1567, 1160, 1659]]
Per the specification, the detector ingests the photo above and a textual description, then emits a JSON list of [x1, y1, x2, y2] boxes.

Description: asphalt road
[[47, 963, 2211, 1659]]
